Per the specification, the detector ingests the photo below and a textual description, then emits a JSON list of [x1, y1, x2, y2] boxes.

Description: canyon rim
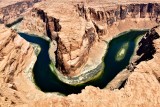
[[0, 0, 160, 107]]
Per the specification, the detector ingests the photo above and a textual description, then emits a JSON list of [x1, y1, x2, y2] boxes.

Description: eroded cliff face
[[1, 0, 160, 107], [0, 24, 53, 107], [15, 8, 61, 39], [16, 26, 160, 107], [16, 3, 100, 75], [14, 1, 160, 76], [0, 24, 34, 106], [1, 24, 160, 107], [76, 2, 160, 26], [0, 0, 43, 25]]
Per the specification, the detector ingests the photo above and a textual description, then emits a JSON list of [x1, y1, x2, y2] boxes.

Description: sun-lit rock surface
[[19, 27, 160, 107], [0, 0, 43, 24], [0, 0, 160, 107], [14, 0, 160, 76], [0, 24, 51, 107]]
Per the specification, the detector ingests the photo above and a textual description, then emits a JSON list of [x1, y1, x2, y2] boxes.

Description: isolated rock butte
[[15, 0, 160, 76]]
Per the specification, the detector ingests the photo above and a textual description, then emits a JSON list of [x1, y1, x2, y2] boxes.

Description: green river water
[[19, 30, 147, 95]]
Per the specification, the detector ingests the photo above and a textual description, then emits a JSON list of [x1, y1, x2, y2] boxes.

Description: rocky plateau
[[0, 0, 160, 107]]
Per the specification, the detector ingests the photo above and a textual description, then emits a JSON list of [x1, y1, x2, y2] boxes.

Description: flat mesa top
[[0, 0, 31, 8], [0, 0, 160, 8], [34, 0, 160, 12]]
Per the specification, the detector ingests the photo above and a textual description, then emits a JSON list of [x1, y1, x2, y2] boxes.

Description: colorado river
[[19, 30, 147, 95]]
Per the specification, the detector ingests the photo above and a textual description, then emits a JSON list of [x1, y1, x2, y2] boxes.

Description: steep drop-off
[[13, 1, 160, 77], [1, 0, 160, 106], [0, 0, 43, 25], [20, 26, 160, 107], [0, 24, 40, 106], [17, 29, 147, 95], [15, 3, 100, 75]]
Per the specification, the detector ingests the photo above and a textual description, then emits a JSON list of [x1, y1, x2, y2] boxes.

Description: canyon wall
[[0, 24, 36, 106], [20, 26, 160, 107], [0, 0, 160, 107], [81, 3, 160, 24], [1, 24, 160, 107], [14, 1, 160, 76], [15, 2, 100, 75], [0, 24, 55, 107], [0, 0, 43, 25]]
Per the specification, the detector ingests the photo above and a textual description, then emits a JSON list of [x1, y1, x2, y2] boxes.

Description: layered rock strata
[[0, 0, 43, 25], [15, 2, 100, 75], [0, 24, 48, 107], [1, 24, 160, 107], [14, 0, 160, 76], [20, 26, 160, 107], [76, 2, 160, 24], [0, 0, 160, 107]]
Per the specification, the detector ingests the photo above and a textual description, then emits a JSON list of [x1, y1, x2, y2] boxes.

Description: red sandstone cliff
[[0, 0, 160, 107], [15, 0, 160, 76], [0, 0, 43, 24]]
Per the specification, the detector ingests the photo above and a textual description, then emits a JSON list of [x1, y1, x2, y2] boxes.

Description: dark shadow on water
[[19, 33, 85, 95], [83, 30, 147, 88], [19, 30, 147, 95]]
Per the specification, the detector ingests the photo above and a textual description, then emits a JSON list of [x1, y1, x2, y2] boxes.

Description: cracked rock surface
[[0, 0, 160, 107]]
